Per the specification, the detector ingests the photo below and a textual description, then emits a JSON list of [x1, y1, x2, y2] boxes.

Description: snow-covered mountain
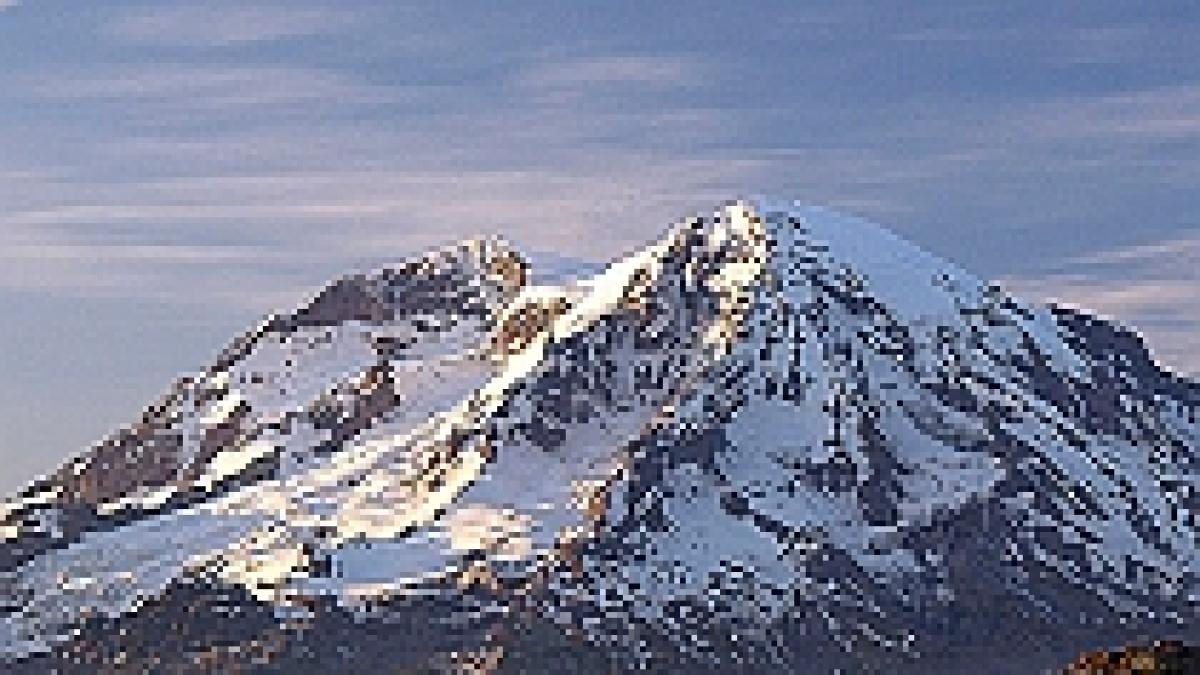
[[3, 200, 1197, 673]]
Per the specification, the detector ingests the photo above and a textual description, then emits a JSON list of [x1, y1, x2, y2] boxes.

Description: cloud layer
[[106, 5, 356, 47], [0, 0, 1198, 487], [1001, 234, 1200, 376]]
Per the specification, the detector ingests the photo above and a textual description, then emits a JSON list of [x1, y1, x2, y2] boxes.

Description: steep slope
[[2, 200, 1197, 673]]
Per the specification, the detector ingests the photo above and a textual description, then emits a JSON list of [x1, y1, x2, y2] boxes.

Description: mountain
[[2, 200, 1197, 673]]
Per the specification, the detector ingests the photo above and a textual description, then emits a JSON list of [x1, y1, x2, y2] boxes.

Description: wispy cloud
[[517, 55, 701, 89], [0, 151, 774, 312], [1066, 235, 1200, 267], [0, 157, 764, 245], [1004, 276, 1196, 316], [892, 23, 1158, 66], [1000, 235, 1200, 376], [106, 5, 357, 47], [1026, 84, 1200, 142], [0, 223, 331, 310], [0, 0, 20, 10], [1056, 26, 1155, 65], [25, 64, 390, 111], [891, 26, 1022, 44]]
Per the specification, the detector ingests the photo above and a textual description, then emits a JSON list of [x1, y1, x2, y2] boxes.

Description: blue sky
[[1, 0, 1198, 489]]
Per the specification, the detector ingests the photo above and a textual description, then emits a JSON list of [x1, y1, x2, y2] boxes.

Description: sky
[[1, 0, 1198, 491]]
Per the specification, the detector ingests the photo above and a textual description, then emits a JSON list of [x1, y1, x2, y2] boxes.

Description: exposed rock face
[[1062, 641, 1199, 674], [2, 201, 1197, 673]]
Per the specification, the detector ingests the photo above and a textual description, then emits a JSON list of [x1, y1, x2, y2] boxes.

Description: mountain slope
[[3, 200, 1197, 673]]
